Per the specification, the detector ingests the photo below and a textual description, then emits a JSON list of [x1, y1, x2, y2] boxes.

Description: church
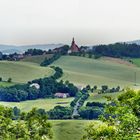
[[68, 38, 80, 53]]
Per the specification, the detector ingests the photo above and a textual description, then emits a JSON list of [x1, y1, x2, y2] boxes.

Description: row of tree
[[92, 43, 140, 58]]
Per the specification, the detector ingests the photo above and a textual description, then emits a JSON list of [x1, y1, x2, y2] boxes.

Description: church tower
[[70, 37, 80, 53]]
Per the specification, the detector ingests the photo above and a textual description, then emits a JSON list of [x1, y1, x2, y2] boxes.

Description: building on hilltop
[[68, 38, 80, 53]]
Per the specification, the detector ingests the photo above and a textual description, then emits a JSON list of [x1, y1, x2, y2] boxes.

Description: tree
[[83, 89, 140, 140], [7, 78, 12, 83], [0, 77, 2, 82], [0, 106, 53, 140]]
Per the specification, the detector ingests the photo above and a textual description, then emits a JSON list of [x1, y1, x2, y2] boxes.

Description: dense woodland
[[92, 43, 140, 58]]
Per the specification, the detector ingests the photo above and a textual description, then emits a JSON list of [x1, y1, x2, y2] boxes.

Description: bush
[[7, 78, 12, 83], [0, 77, 2, 82]]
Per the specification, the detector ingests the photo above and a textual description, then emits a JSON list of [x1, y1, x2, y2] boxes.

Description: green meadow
[[51, 120, 94, 140], [0, 61, 54, 84], [84, 92, 122, 105], [52, 56, 140, 87], [0, 97, 74, 112]]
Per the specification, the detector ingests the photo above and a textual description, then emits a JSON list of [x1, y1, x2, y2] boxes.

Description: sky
[[0, 0, 140, 45]]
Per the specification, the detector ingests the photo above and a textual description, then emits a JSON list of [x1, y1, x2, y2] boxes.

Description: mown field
[[51, 120, 94, 140], [0, 98, 74, 112], [0, 61, 54, 84], [52, 56, 140, 87], [21, 54, 53, 64]]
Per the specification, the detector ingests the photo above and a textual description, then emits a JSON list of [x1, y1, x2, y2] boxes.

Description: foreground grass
[[0, 61, 54, 84], [51, 120, 94, 140], [52, 56, 140, 87], [0, 98, 74, 112]]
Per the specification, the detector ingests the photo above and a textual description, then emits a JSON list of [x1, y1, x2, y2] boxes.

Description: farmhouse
[[54, 93, 70, 98], [68, 38, 80, 53], [30, 83, 40, 89]]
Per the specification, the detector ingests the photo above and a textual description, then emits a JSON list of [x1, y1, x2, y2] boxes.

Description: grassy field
[[21, 54, 53, 64], [0, 98, 74, 112], [131, 58, 140, 67], [84, 92, 122, 105], [52, 56, 140, 88], [0, 61, 54, 83], [51, 120, 94, 140], [0, 81, 15, 87]]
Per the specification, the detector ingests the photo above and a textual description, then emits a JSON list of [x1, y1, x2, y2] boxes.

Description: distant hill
[[126, 40, 140, 45], [0, 44, 64, 54]]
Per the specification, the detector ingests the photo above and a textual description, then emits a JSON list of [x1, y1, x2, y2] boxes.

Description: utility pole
[[134, 72, 136, 86]]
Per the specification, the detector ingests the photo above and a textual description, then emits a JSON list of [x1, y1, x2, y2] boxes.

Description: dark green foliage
[[7, 78, 12, 83], [93, 43, 140, 58], [101, 85, 108, 91], [86, 102, 105, 108], [79, 106, 103, 119], [48, 106, 72, 119], [24, 48, 45, 56]]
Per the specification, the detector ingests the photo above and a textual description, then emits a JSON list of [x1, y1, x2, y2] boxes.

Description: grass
[[21, 54, 53, 64], [52, 56, 140, 88], [0, 98, 74, 112], [0, 81, 15, 87], [51, 120, 94, 140], [0, 61, 54, 84], [131, 58, 140, 67], [84, 92, 122, 105]]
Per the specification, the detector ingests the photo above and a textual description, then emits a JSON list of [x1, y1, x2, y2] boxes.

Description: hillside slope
[[21, 54, 53, 64], [52, 56, 140, 87], [0, 61, 54, 83]]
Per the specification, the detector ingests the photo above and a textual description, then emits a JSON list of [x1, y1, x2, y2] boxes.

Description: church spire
[[72, 37, 75, 44]]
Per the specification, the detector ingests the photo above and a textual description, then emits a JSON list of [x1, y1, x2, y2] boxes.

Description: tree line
[[92, 43, 140, 58]]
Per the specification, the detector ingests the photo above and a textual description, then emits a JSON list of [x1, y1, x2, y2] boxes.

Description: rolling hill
[[21, 54, 53, 64], [0, 61, 54, 84], [51, 56, 140, 88]]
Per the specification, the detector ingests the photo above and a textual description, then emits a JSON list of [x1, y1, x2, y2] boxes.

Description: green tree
[[7, 78, 12, 83], [83, 89, 140, 140], [0, 106, 53, 140], [0, 77, 2, 82]]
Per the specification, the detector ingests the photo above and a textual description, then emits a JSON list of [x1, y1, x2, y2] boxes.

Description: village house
[[30, 83, 40, 89], [54, 93, 70, 98]]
